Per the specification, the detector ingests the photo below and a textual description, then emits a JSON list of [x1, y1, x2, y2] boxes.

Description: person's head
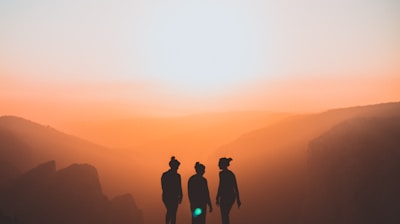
[[194, 162, 205, 176], [218, 157, 232, 170], [169, 156, 180, 170]]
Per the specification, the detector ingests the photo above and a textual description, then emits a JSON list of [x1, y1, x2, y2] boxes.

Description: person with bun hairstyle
[[188, 162, 212, 224], [161, 156, 183, 224], [216, 157, 241, 224]]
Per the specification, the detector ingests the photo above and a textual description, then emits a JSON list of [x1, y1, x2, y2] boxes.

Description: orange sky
[[1, 3, 399, 222], [0, 0, 399, 125]]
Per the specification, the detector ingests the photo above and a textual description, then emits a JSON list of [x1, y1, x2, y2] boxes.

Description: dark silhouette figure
[[188, 162, 212, 224], [161, 157, 183, 224], [216, 157, 241, 224]]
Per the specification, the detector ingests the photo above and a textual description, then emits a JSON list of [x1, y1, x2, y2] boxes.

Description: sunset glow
[[1, 1, 400, 224], [1, 0, 399, 123]]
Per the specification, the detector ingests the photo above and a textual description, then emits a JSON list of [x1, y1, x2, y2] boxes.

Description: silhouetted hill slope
[[111, 194, 143, 224], [68, 111, 289, 148], [0, 115, 143, 198], [219, 102, 400, 160], [300, 117, 400, 224], [142, 112, 289, 161], [0, 161, 144, 224], [214, 102, 400, 224], [0, 161, 21, 188], [0, 116, 109, 171], [0, 127, 32, 171]]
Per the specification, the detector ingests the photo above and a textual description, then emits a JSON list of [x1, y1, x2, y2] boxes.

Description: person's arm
[[178, 174, 183, 203], [161, 173, 165, 192], [205, 179, 212, 212], [233, 173, 241, 208], [216, 173, 221, 206], [187, 177, 193, 204]]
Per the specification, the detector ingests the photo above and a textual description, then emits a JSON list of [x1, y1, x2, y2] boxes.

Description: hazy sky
[[1, 0, 399, 120]]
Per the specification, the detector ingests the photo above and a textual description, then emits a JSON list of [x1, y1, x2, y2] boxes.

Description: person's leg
[[166, 209, 170, 224], [220, 201, 233, 224], [220, 204, 229, 224], [164, 199, 178, 224], [191, 205, 198, 224], [191, 204, 203, 224], [199, 205, 206, 224], [163, 199, 170, 224], [170, 202, 178, 224]]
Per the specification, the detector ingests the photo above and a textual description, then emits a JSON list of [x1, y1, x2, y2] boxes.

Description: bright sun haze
[[132, 0, 268, 97], [0, 0, 399, 121]]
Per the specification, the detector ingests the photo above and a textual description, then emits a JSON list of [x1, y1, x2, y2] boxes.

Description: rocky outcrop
[[0, 128, 33, 171], [0, 161, 21, 188], [0, 161, 143, 224], [111, 194, 144, 224], [301, 117, 400, 224]]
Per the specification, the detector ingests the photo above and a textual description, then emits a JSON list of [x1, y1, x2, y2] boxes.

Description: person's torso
[[188, 175, 209, 204], [162, 171, 181, 197], [219, 170, 235, 199]]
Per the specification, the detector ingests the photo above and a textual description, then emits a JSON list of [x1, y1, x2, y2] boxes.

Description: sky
[[1, 0, 399, 122]]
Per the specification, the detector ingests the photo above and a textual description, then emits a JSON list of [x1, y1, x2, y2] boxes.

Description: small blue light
[[193, 208, 202, 217]]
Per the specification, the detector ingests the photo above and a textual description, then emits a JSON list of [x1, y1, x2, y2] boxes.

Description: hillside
[[63, 111, 289, 159], [0, 160, 143, 224], [212, 102, 400, 224], [0, 116, 109, 171], [0, 116, 141, 199], [2, 102, 400, 224], [218, 102, 400, 160], [301, 117, 400, 224]]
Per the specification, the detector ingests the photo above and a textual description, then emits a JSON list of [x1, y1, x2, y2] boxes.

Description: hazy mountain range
[[1, 101, 400, 223], [0, 160, 143, 224]]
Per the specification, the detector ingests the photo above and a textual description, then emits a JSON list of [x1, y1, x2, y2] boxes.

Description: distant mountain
[[147, 112, 290, 159], [3, 102, 400, 224], [0, 116, 142, 197], [218, 102, 400, 163], [0, 116, 110, 171], [0, 161, 21, 188], [300, 117, 400, 224], [111, 194, 143, 224], [64, 111, 289, 158], [0, 161, 143, 224], [214, 102, 400, 224]]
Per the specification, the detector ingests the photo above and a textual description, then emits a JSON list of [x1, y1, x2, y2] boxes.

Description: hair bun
[[169, 156, 180, 168], [195, 162, 205, 171]]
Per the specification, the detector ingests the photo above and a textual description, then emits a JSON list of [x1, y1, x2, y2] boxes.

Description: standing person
[[161, 156, 183, 224], [188, 162, 213, 224], [216, 157, 241, 224]]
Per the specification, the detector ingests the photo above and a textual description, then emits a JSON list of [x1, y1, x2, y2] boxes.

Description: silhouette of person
[[188, 162, 212, 224], [161, 156, 183, 224], [216, 157, 241, 224]]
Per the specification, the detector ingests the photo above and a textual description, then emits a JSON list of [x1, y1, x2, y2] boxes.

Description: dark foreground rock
[[0, 161, 143, 224], [301, 117, 400, 224]]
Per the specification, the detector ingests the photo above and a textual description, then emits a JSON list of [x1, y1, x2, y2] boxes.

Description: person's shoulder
[[162, 170, 170, 177], [227, 170, 235, 176], [220, 170, 233, 175], [188, 174, 196, 182]]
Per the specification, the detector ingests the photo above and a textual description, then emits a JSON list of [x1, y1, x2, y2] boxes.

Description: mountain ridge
[[0, 160, 144, 224]]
